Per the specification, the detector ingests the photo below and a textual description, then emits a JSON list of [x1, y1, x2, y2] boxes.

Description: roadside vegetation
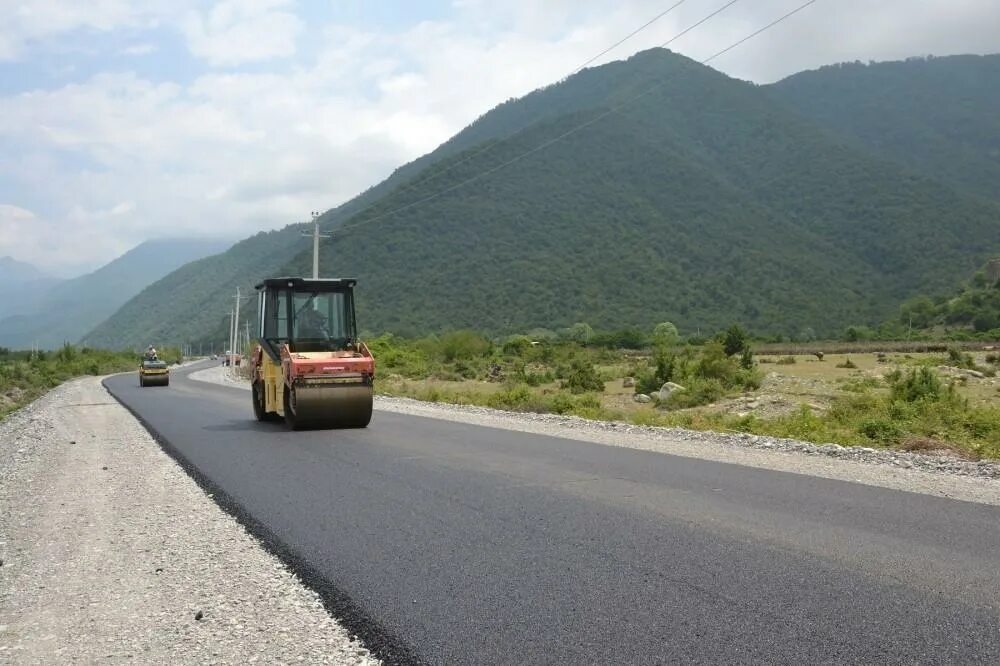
[[0, 345, 183, 419], [369, 323, 1000, 460]]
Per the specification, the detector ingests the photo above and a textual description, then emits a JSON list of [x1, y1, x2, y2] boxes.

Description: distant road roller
[[138, 359, 170, 387], [250, 277, 374, 429]]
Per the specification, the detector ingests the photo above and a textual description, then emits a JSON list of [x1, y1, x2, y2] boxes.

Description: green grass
[[369, 332, 1000, 459]]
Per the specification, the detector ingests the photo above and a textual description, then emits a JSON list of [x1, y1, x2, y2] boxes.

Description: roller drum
[[287, 383, 373, 428], [142, 372, 170, 387]]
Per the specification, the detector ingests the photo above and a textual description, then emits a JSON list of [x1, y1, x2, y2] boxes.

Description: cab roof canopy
[[255, 277, 357, 291]]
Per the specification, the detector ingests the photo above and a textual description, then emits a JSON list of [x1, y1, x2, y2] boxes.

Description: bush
[[836, 358, 858, 369], [440, 330, 491, 362], [487, 384, 537, 411], [889, 367, 944, 403], [562, 359, 604, 394], [502, 335, 533, 356], [947, 347, 976, 369], [722, 324, 748, 357], [858, 418, 904, 444], [664, 378, 725, 409]]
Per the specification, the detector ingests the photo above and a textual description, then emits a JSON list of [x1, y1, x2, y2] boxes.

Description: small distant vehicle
[[250, 277, 374, 429], [222, 351, 242, 367], [139, 358, 170, 387]]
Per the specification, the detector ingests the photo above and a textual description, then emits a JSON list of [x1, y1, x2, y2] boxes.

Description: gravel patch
[[0, 377, 379, 665], [190, 365, 1000, 506]]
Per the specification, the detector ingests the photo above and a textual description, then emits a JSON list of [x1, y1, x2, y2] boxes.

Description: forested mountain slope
[[770, 54, 1000, 203]]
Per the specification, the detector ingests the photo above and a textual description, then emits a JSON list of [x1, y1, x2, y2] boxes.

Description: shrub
[[858, 418, 904, 444], [562, 359, 604, 394], [664, 378, 725, 409], [440, 330, 492, 362], [487, 384, 537, 411], [502, 335, 533, 356], [836, 358, 857, 369], [889, 367, 943, 403], [841, 377, 879, 392], [947, 347, 977, 369], [722, 324, 748, 357]]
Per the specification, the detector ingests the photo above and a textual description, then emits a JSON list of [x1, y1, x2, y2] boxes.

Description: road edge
[[100, 374, 425, 666]]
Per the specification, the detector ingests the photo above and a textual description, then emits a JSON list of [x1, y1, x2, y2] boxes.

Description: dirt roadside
[[0, 376, 379, 665]]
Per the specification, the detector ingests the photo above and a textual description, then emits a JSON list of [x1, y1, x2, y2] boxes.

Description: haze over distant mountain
[[85, 50, 1000, 348], [0, 256, 50, 284], [0, 238, 231, 349], [0, 256, 64, 322]]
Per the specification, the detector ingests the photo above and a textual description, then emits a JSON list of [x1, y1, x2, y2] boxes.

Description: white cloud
[[181, 0, 302, 67], [0, 203, 133, 274], [0, 0, 180, 61], [122, 42, 157, 55]]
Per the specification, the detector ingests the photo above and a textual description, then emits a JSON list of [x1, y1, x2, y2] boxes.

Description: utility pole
[[231, 286, 241, 374], [301, 211, 331, 279]]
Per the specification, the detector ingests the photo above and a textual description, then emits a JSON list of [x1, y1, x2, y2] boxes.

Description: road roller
[[250, 277, 374, 429], [139, 359, 170, 387]]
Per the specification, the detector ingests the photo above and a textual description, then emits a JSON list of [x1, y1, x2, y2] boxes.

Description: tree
[[899, 295, 938, 329], [652, 322, 679, 347], [560, 322, 594, 344], [722, 324, 748, 357]]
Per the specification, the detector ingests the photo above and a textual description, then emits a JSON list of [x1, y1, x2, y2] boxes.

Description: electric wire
[[333, 0, 818, 236]]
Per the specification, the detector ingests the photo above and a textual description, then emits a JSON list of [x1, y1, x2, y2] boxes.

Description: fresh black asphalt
[[104, 362, 1000, 664]]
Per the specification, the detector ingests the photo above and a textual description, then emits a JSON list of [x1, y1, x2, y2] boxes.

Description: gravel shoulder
[[0, 376, 379, 665], [190, 365, 1000, 506]]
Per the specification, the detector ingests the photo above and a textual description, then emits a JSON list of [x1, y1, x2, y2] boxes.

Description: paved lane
[[104, 363, 1000, 664]]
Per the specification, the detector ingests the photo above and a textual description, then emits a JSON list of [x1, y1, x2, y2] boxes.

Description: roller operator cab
[[250, 277, 375, 429]]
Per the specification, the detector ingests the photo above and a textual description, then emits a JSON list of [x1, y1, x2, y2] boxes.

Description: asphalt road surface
[[104, 362, 1000, 664]]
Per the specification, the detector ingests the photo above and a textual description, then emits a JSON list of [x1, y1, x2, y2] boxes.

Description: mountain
[[769, 54, 1000, 204], [0, 257, 64, 321], [85, 50, 1000, 346], [0, 238, 231, 349], [0, 256, 50, 284]]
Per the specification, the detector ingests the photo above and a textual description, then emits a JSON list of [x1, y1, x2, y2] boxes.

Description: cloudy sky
[[1, 0, 998, 276]]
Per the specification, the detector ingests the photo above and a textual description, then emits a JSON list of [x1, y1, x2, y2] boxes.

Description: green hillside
[[899, 259, 1000, 334], [770, 54, 1000, 203], [85, 50, 1000, 347]]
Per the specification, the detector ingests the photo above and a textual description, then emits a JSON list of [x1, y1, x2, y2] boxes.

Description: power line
[[573, 1, 687, 74], [702, 0, 816, 64], [657, 0, 739, 50], [321, 0, 697, 232], [333, 0, 818, 237]]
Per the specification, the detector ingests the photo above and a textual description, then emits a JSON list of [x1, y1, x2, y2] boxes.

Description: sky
[[1, 0, 998, 277]]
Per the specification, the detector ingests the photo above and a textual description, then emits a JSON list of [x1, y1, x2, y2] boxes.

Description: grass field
[[377, 344, 1000, 459]]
